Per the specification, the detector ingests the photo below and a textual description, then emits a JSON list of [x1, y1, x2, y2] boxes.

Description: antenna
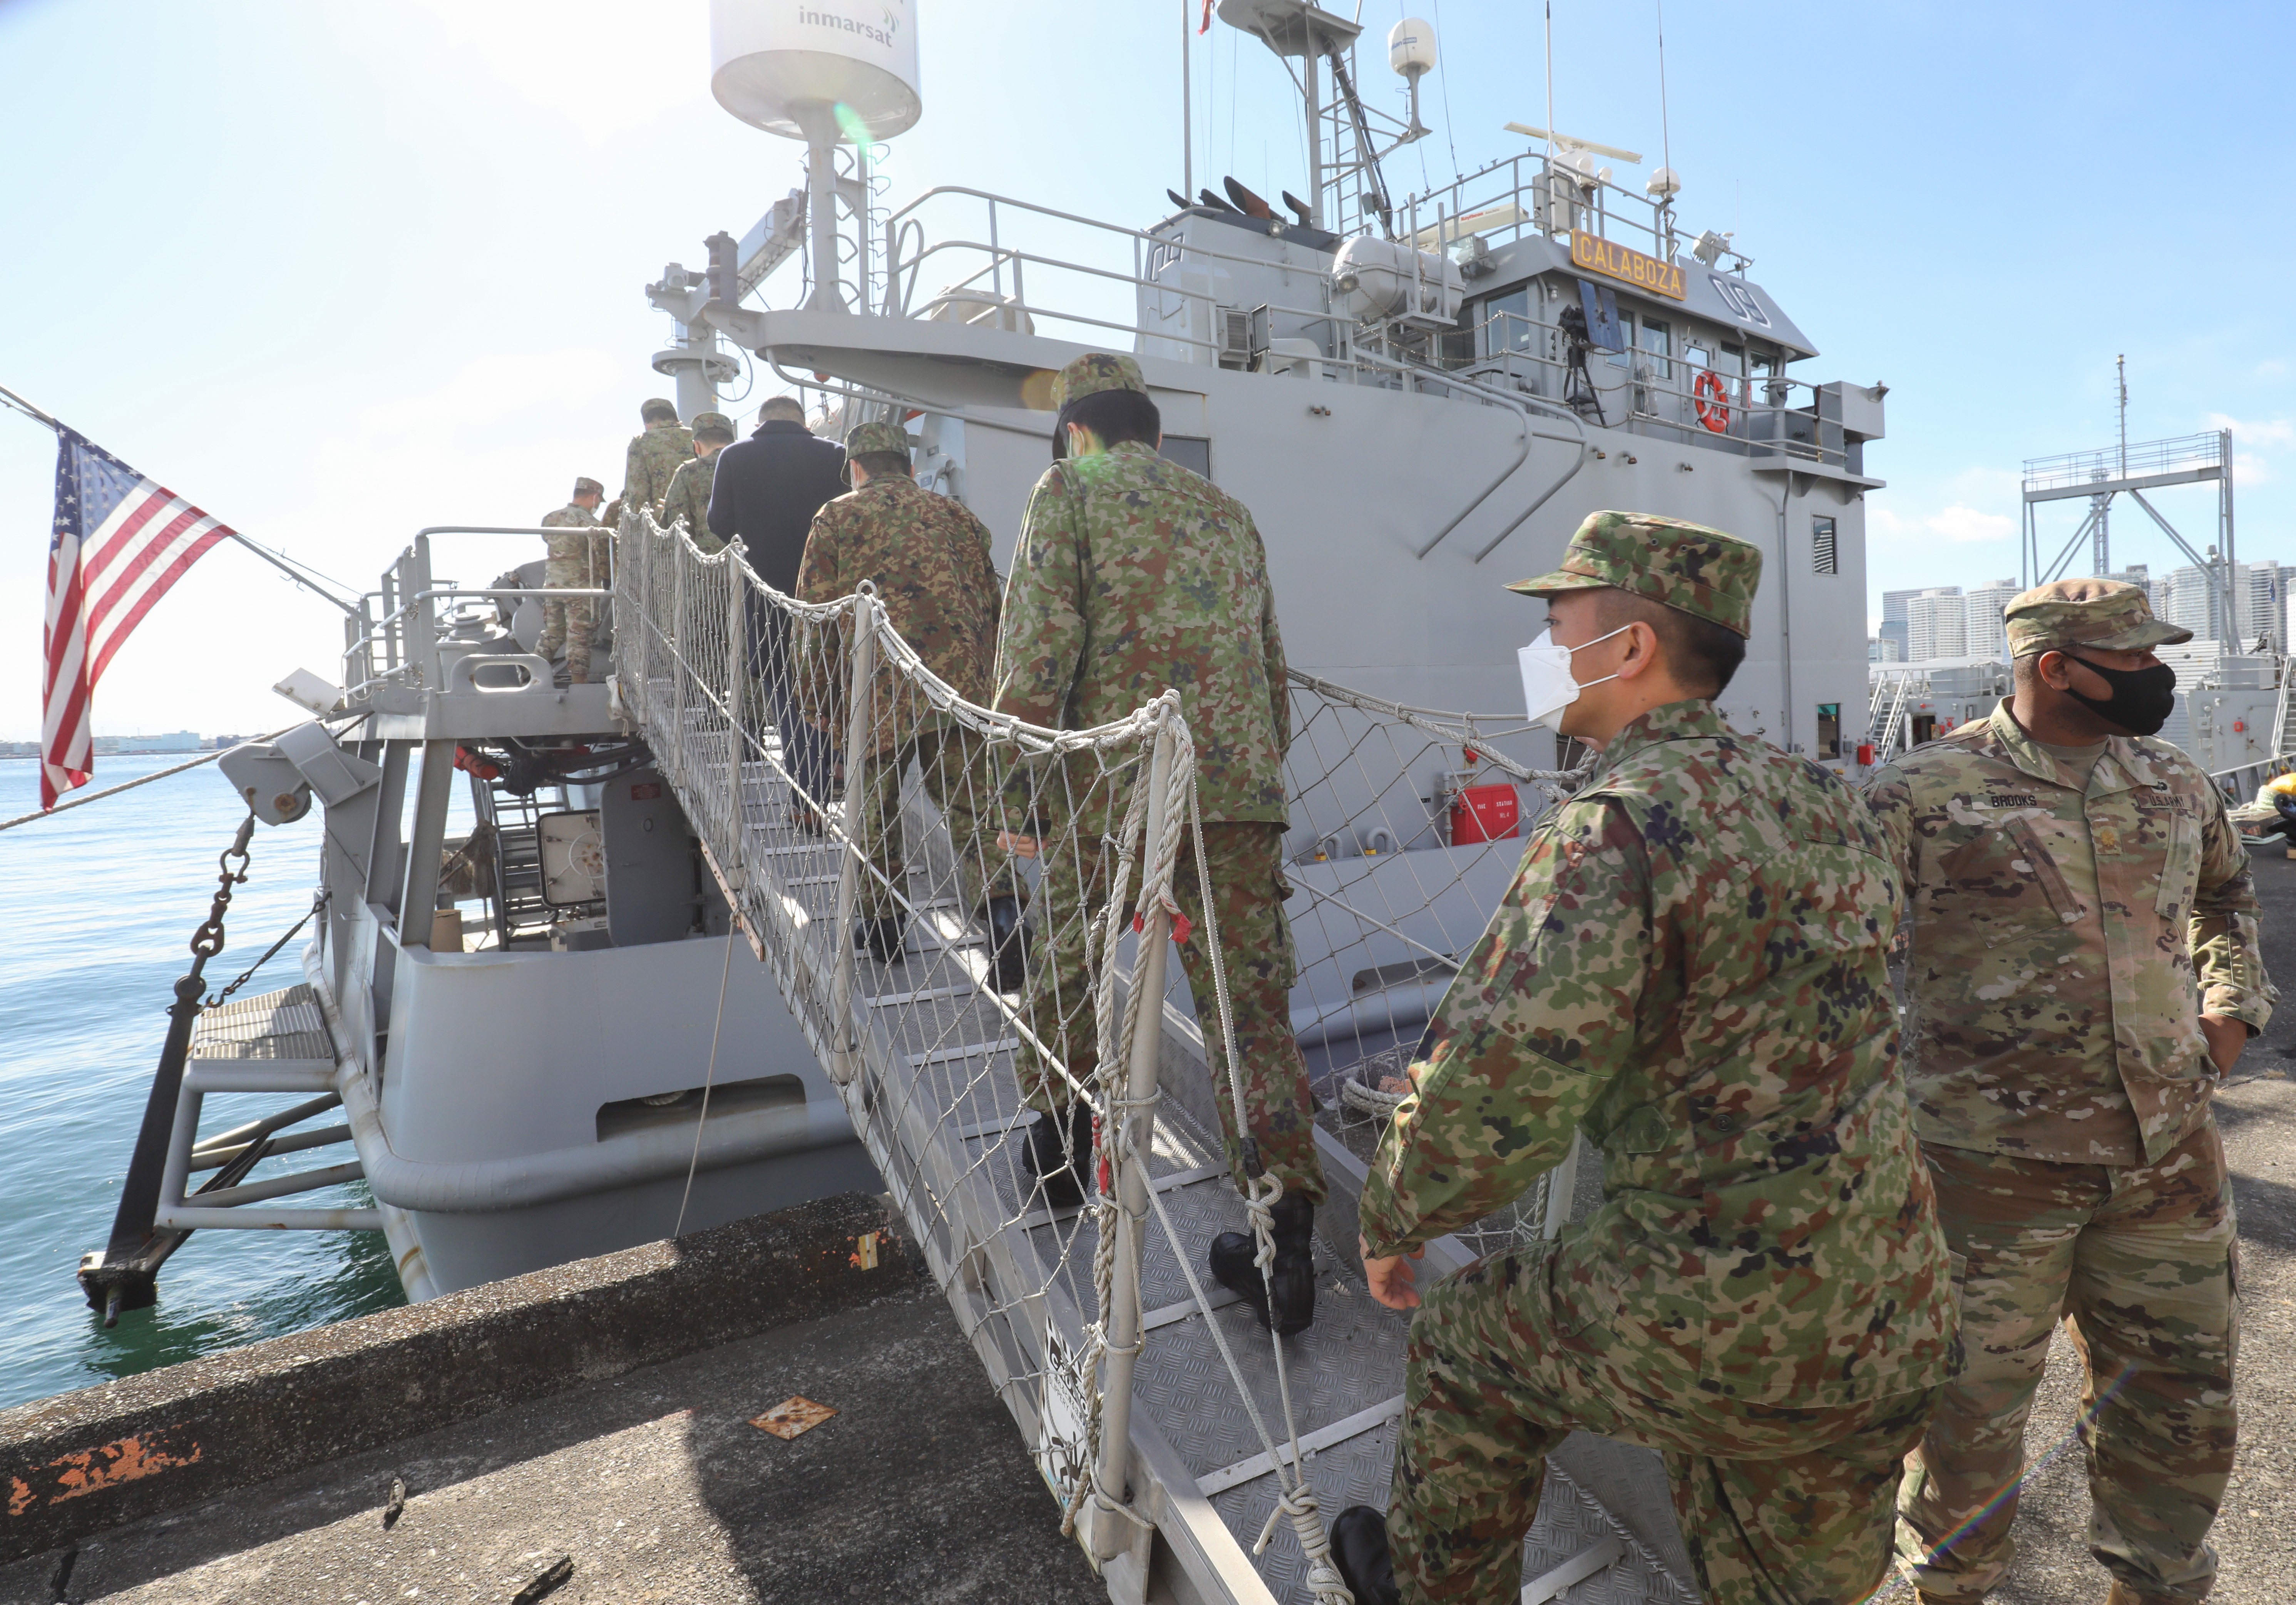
[[1647, 0, 1679, 210], [1657, 0, 1671, 177], [1544, 2, 1555, 174], [1181, 0, 1192, 206], [2117, 354, 2129, 477], [1505, 124, 1641, 164]]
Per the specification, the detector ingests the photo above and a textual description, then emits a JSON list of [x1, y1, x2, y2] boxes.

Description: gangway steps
[[633, 698, 1692, 1603]]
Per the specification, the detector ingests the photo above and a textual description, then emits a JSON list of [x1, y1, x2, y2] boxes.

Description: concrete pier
[[0, 1193, 1099, 1603]]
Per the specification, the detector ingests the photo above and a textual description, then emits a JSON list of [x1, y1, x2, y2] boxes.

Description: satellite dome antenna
[[1389, 17, 1436, 139], [709, 0, 922, 312]]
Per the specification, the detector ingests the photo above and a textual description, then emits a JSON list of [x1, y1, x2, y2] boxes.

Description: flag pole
[[0, 379, 60, 427], [2, 378, 362, 617]]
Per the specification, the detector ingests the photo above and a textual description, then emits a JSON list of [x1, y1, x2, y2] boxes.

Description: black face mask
[[2062, 654, 2177, 736]]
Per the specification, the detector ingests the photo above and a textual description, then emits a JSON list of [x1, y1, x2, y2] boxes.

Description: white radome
[[1388, 16, 1438, 79], [709, 0, 922, 142]]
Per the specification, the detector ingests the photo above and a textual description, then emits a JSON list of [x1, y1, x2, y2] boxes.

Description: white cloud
[[2205, 412, 2296, 451], [1871, 502, 2016, 545]]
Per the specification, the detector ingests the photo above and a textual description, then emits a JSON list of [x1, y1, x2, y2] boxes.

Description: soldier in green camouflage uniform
[[537, 476, 605, 684], [621, 397, 695, 520], [661, 411, 736, 554], [993, 351, 1326, 1332], [795, 419, 1014, 962], [1865, 579, 2274, 1605], [1339, 513, 1959, 1605]]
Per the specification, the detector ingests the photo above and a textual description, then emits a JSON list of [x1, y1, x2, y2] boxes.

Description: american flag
[[42, 429, 233, 808]]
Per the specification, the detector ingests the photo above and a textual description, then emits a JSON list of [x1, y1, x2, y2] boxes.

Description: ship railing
[[1399, 149, 1754, 276], [338, 527, 612, 700], [882, 183, 1362, 368], [1454, 306, 1850, 468], [2210, 753, 2296, 808], [2022, 430, 2229, 496], [613, 503, 1598, 1597]]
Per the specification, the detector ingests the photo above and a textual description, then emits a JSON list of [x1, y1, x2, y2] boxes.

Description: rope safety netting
[[615, 504, 1588, 1597], [1276, 673, 1588, 1257]]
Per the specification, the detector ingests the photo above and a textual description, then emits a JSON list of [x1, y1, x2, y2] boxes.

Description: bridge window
[[1637, 317, 1672, 379], [1483, 287, 1535, 354]]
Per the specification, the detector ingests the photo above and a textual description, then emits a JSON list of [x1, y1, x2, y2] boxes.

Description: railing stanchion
[[667, 536, 692, 786], [1089, 717, 1177, 1557], [723, 558, 753, 851], [824, 588, 880, 1085]]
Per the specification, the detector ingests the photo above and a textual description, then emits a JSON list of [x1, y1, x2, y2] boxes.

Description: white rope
[[0, 715, 366, 834], [1141, 1153, 1354, 1604], [672, 908, 738, 1240], [1176, 765, 1350, 1603], [1287, 668, 1587, 787]]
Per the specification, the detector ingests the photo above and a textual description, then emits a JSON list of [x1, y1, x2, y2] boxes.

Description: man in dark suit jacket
[[706, 397, 849, 825], [707, 396, 849, 589]]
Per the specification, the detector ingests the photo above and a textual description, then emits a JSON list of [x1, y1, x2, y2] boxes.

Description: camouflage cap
[[689, 410, 736, 439], [845, 419, 913, 457], [1050, 352, 1148, 412], [1506, 510, 1762, 638], [2004, 578, 2191, 657], [572, 476, 604, 496]]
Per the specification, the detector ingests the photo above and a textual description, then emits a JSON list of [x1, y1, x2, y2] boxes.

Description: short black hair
[[759, 396, 807, 424], [1055, 388, 1161, 457], [1592, 589, 1747, 696], [852, 449, 913, 478], [640, 399, 679, 424]]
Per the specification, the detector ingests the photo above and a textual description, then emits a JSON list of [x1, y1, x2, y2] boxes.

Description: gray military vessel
[[80, 5, 1913, 1602]]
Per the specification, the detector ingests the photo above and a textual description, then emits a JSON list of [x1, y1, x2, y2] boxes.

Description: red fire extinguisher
[[1447, 750, 1521, 844]]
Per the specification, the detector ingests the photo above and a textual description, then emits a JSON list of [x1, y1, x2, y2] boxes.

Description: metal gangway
[[612, 508, 1698, 1605]]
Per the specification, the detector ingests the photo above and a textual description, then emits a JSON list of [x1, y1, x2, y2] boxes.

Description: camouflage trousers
[[537, 553, 598, 684], [1392, 1243, 1939, 1605], [853, 720, 1017, 922], [1018, 819, 1325, 1206], [1899, 1122, 2238, 1604]]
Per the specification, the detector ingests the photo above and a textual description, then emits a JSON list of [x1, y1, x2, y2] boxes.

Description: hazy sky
[[2, 0, 2289, 739]]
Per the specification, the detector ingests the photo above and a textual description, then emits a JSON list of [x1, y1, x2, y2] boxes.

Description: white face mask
[[1519, 624, 1632, 733]]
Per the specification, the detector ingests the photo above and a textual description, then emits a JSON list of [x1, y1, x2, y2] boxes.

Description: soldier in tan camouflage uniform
[[537, 476, 605, 684], [661, 412, 736, 554], [992, 352, 1328, 1334], [1866, 579, 2274, 1605], [1333, 513, 1960, 1605], [795, 419, 1017, 977], [621, 397, 695, 520]]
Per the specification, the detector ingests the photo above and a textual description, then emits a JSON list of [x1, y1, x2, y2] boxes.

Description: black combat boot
[[1209, 1191, 1317, 1336], [985, 895, 1029, 993], [1330, 1506, 1400, 1605], [857, 916, 907, 963], [1022, 1104, 1094, 1210]]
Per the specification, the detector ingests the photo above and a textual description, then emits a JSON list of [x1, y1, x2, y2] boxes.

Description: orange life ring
[[1694, 368, 1730, 432]]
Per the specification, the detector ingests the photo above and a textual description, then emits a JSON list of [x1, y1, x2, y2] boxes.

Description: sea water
[[0, 753, 403, 1410]]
